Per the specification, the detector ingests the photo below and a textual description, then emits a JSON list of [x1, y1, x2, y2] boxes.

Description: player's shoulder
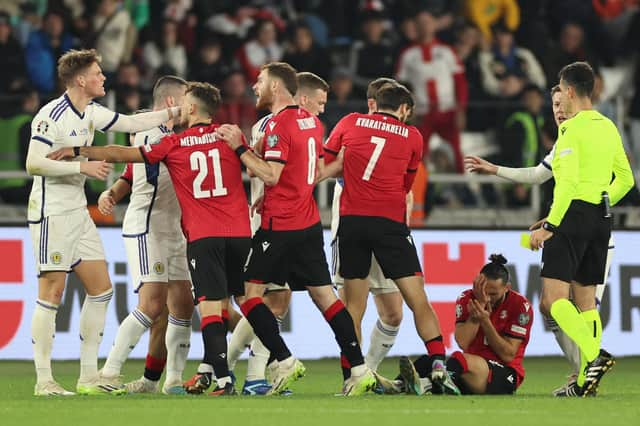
[[457, 288, 474, 302], [134, 125, 173, 146], [506, 290, 532, 312], [36, 94, 69, 123], [252, 113, 273, 133]]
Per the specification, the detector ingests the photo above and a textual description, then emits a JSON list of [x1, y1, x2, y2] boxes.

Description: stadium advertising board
[[1, 228, 639, 359]]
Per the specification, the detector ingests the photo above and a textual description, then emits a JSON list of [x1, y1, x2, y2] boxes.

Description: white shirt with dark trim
[[541, 144, 555, 173], [122, 125, 181, 236], [248, 113, 272, 234], [27, 93, 120, 222]]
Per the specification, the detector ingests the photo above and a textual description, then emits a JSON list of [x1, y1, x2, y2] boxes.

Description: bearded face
[[253, 70, 275, 111]]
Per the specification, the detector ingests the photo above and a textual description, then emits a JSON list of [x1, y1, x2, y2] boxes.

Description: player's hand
[[80, 161, 112, 181], [472, 274, 489, 306], [529, 227, 553, 250], [469, 299, 490, 322], [251, 195, 264, 216], [464, 155, 498, 175], [98, 190, 115, 215], [215, 124, 244, 149], [529, 217, 547, 231], [47, 147, 75, 160]]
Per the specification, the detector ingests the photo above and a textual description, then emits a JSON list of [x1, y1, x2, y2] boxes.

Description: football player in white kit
[[222, 72, 329, 395], [464, 84, 614, 396], [25, 49, 182, 396], [94, 76, 194, 395]]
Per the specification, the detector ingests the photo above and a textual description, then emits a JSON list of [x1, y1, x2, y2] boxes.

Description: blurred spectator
[[90, 0, 132, 81], [396, 15, 418, 50], [454, 23, 492, 130], [188, 35, 234, 87], [323, 67, 358, 130], [630, 60, 640, 172], [116, 62, 141, 89], [348, 10, 395, 97], [205, 5, 258, 55], [544, 22, 600, 87], [0, 11, 28, 98], [395, 10, 467, 172], [464, 0, 520, 44], [14, 2, 42, 46], [215, 70, 257, 136], [0, 88, 39, 204], [282, 22, 331, 80], [236, 19, 283, 83], [478, 23, 546, 99], [118, 88, 142, 114], [142, 19, 188, 78], [425, 144, 477, 213], [499, 84, 544, 206], [164, 0, 192, 22], [25, 11, 74, 95]]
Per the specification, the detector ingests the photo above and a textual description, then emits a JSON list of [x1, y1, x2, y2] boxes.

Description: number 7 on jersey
[[362, 136, 386, 181]]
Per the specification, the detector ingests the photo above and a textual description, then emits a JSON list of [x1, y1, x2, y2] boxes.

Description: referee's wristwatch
[[542, 222, 557, 232]]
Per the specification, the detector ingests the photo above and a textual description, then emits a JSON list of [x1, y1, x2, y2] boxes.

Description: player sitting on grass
[[378, 254, 533, 395]]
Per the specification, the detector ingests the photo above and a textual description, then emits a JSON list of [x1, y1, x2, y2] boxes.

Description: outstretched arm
[[27, 138, 112, 180], [48, 145, 145, 163], [104, 107, 180, 133]]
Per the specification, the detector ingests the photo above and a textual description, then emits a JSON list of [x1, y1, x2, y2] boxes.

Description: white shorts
[[29, 209, 105, 274], [124, 232, 190, 292], [330, 183, 398, 296]]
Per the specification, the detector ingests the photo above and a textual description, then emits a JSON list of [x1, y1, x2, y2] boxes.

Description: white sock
[[547, 317, 581, 374], [351, 363, 367, 377], [32, 299, 58, 384], [217, 376, 232, 387], [79, 289, 113, 381], [102, 307, 151, 377], [198, 363, 214, 374], [365, 319, 400, 371], [246, 336, 270, 381], [227, 316, 255, 371], [164, 315, 191, 385]]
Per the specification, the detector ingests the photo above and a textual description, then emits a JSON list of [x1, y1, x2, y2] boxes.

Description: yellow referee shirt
[[548, 110, 635, 226]]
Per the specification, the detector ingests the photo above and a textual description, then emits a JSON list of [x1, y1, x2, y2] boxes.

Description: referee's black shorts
[[541, 200, 611, 285], [245, 222, 332, 290], [337, 215, 422, 280], [187, 237, 251, 302]]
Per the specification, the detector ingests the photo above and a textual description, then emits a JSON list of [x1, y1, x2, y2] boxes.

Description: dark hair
[[375, 84, 414, 111], [367, 77, 397, 99], [297, 72, 329, 93], [153, 75, 187, 106], [480, 254, 510, 283], [57, 49, 102, 87], [186, 81, 222, 117], [262, 62, 298, 96], [550, 84, 561, 96], [558, 61, 595, 98]]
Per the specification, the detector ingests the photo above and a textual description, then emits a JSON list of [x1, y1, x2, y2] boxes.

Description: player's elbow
[[263, 174, 279, 186], [25, 158, 40, 176], [454, 334, 470, 351]]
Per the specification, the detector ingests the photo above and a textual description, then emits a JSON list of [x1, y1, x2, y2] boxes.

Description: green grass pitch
[[1, 357, 639, 426]]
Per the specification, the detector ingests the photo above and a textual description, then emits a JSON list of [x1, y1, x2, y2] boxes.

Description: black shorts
[[484, 359, 518, 394], [541, 200, 611, 285], [337, 215, 422, 280], [187, 237, 251, 302], [245, 222, 331, 291]]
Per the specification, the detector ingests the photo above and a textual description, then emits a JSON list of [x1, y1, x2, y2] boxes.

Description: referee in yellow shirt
[[529, 62, 635, 397]]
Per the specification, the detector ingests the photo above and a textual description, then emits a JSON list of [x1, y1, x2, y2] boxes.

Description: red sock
[[425, 336, 445, 357]]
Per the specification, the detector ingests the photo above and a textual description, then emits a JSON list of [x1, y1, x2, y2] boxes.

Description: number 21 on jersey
[[190, 149, 228, 198]]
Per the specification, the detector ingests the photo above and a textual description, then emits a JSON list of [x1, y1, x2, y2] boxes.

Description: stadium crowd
[[1, 0, 640, 218]]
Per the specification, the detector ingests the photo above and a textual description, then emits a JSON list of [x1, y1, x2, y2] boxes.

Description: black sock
[[201, 318, 230, 381], [324, 301, 364, 368], [241, 298, 291, 361], [267, 352, 277, 365], [341, 354, 351, 380], [413, 355, 432, 378]]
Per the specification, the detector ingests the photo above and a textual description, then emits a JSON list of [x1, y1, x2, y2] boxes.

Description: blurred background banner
[[1, 227, 639, 360]]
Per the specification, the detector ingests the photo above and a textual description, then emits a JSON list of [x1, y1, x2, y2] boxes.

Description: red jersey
[[455, 289, 533, 386], [324, 112, 423, 224], [261, 105, 324, 231], [139, 123, 251, 242]]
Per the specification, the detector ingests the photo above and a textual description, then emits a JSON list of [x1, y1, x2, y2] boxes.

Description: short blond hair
[[57, 49, 102, 87]]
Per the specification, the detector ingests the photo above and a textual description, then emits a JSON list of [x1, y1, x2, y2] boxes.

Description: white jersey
[[122, 125, 182, 236], [249, 114, 273, 234], [27, 93, 120, 223], [540, 144, 555, 173]]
